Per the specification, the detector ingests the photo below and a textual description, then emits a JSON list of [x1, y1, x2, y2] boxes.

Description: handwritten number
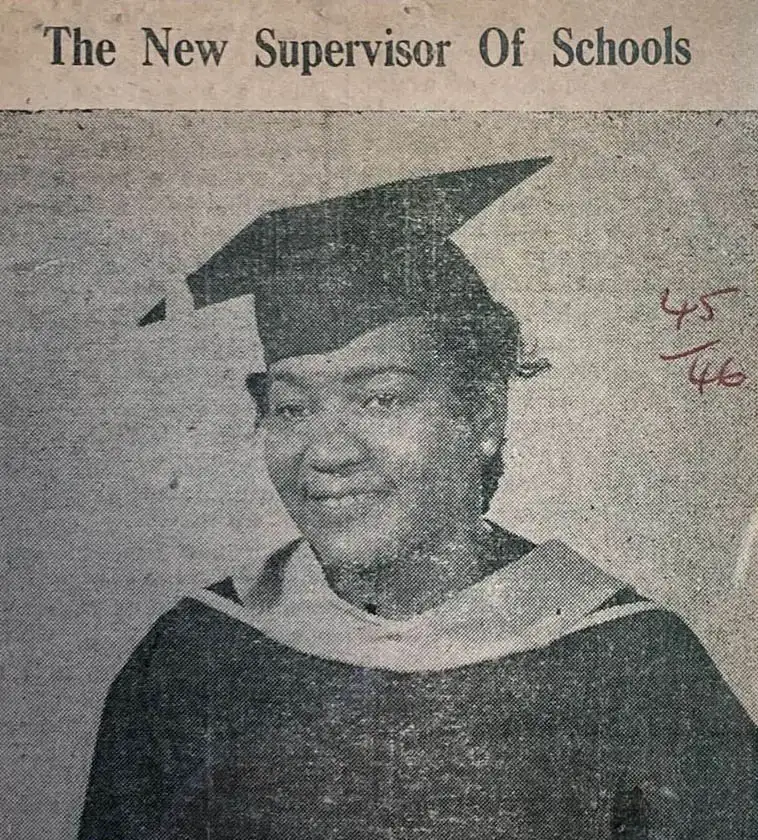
[[660, 286, 740, 329], [659, 286, 745, 393], [716, 357, 747, 388], [687, 357, 717, 394], [685, 354, 747, 394], [660, 288, 698, 330], [659, 341, 747, 394]]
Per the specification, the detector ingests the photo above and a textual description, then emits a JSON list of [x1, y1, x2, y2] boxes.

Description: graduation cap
[[141, 158, 551, 364]]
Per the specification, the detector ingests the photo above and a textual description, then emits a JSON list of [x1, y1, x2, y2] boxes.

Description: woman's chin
[[307, 527, 401, 573]]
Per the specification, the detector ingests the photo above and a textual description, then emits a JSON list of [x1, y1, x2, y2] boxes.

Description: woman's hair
[[428, 305, 550, 513], [246, 305, 549, 514]]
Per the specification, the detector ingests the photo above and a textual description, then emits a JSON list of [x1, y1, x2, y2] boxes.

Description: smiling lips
[[305, 486, 389, 512], [311, 493, 376, 510]]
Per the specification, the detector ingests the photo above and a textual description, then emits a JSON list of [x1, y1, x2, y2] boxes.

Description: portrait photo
[[1, 111, 757, 839]]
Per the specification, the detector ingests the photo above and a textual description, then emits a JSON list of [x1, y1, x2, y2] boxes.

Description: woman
[[80, 160, 757, 839]]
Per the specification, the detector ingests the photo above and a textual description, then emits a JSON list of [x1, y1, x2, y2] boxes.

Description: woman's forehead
[[267, 317, 442, 382]]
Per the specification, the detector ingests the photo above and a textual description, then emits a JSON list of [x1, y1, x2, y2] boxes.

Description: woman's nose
[[301, 414, 368, 474]]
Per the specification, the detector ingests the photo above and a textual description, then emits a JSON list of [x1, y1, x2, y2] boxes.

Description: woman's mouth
[[302, 484, 391, 519], [312, 492, 376, 510]]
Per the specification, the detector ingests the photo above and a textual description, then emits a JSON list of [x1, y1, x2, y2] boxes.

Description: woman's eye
[[363, 393, 399, 411], [272, 403, 307, 420]]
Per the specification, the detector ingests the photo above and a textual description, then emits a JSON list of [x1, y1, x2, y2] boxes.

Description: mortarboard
[[141, 158, 551, 364]]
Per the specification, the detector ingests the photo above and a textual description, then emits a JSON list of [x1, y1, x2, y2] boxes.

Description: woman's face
[[259, 317, 491, 570]]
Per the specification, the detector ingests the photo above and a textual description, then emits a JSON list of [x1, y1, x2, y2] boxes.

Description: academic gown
[[78, 527, 757, 840]]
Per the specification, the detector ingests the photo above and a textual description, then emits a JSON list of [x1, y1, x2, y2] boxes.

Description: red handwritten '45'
[[660, 286, 740, 330]]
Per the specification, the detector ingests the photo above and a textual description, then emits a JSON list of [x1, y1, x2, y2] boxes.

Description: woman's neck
[[319, 521, 499, 620]]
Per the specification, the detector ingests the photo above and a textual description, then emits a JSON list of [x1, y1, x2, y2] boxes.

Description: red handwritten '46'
[[659, 340, 747, 394], [687, 355, 746, 394]]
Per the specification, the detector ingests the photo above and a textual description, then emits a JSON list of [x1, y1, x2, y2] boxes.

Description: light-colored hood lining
[[190, 539, 656, 672]]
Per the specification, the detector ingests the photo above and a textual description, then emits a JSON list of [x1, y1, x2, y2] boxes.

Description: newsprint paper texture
[[1, 2, 758, 840]]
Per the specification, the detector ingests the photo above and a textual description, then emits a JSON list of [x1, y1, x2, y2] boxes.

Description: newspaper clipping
[[1, 2, 757, 838]]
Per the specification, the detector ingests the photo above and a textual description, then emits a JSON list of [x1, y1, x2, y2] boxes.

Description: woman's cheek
[[366, 411, 439, 470], [262, 429, 304, 486], [370, 416, 463, 492]]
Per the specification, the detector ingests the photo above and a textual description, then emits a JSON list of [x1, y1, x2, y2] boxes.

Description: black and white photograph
[[2, 111, 757, 839]]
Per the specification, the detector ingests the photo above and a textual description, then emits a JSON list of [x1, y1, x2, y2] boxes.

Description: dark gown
[[79, 540, 757, 840]]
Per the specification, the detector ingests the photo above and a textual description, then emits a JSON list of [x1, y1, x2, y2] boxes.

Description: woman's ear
[[480, 436, 499, 458], [477, 394, 507, 460]]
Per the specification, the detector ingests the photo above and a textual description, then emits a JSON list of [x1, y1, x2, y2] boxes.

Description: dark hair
[[428, 305, 550, 513], [246, 306, 549, 514], [246, 372, 270, 420]]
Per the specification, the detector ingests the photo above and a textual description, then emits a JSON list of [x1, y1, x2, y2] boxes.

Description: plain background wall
[[1, 111, 757, 839]]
